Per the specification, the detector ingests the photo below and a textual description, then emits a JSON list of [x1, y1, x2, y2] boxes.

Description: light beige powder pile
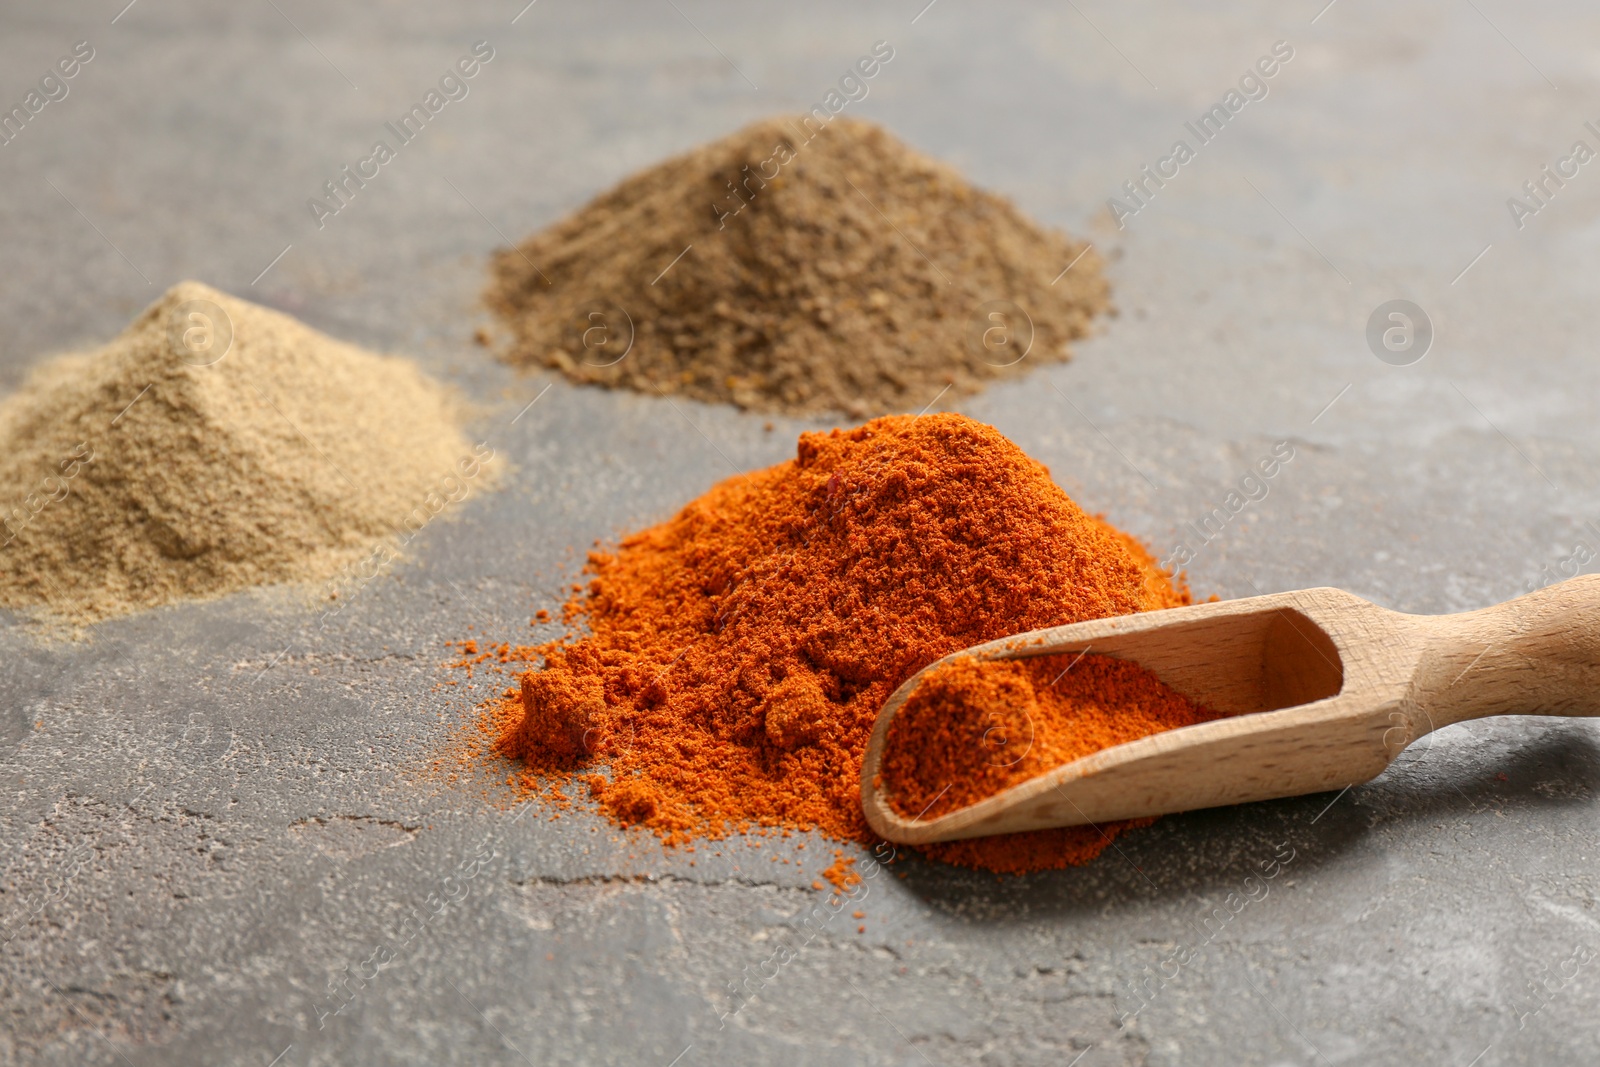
[[0, 281, 494, 626]]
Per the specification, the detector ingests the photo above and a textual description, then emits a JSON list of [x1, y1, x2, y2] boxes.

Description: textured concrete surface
[[4, 1, 1600, 1064]]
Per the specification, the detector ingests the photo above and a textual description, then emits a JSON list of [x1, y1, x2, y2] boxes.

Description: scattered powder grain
[[821, 851, 861, 895], [878, 652, 1226, 824], [459, 413, 1192, 875], [0, 281, 492, 625], [487, 116, 1110, 416]]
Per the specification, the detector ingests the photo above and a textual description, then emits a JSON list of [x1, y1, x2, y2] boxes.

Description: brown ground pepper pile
[[461, 413, 1191, 874], [879, 652, 1226, 822], [486, 116, 1110, 417]]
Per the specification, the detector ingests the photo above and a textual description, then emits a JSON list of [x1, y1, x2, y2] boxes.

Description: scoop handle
[[1410, 574, 1600, 728]]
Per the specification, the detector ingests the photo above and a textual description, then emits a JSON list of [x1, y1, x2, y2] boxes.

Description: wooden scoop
[[860, 575, 1600, 845]]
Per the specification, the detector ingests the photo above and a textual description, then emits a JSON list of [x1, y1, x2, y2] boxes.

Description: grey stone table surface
[[3, 1, 1599, 1064]]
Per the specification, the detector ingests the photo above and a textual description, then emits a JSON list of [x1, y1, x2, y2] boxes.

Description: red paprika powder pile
[[471, 412, 1196, 873]]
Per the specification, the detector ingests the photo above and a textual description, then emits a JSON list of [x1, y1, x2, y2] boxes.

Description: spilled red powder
[[456, 413, 1192, 873], [821, 851, 861, 894], [880, 652, 1226, 821]]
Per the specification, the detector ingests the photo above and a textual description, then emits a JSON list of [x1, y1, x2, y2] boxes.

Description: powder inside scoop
[[878, 652, 1226, 823]]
